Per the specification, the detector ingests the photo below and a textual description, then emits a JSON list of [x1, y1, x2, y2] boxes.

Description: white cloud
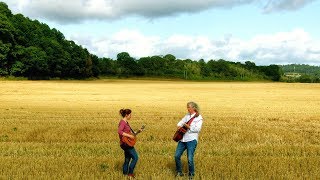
[[71, 28, 320, 65], [241, 29, 316, 64], [2, 0, 316, 24], [72, 29, 160, 58]]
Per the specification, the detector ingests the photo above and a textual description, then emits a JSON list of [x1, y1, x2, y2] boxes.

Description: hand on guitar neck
[[133, 125, 145, 135]]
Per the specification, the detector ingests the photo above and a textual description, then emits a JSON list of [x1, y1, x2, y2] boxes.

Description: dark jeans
[[121, 146, 139, 175], [174, 140, 198, 176]]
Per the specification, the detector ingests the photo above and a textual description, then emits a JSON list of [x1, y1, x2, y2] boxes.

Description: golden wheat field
[[0, 80, 320, 179]]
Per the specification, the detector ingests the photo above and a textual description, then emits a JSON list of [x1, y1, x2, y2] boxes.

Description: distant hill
[[279, 64, 320, 83], [280, 64, 320, 75]]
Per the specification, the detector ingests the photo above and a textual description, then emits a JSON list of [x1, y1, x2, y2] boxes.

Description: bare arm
[[122, 132, 135, 139]]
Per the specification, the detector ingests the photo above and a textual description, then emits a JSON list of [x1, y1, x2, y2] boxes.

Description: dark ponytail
[[119, 108, 132, 118]]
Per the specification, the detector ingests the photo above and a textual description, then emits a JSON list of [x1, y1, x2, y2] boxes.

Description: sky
[[2, 0, 320, 65]]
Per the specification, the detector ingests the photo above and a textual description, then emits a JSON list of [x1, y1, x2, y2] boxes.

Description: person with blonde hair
[[174, 102, 203, 179]]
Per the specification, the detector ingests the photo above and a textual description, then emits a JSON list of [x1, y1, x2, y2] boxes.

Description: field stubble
[[0, 80, 320, 179]]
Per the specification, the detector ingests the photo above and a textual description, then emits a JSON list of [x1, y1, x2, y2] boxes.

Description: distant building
[[284, 72, 301, 78]]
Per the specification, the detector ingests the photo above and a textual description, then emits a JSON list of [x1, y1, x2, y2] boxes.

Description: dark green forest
[[1, 2, 318, 82]]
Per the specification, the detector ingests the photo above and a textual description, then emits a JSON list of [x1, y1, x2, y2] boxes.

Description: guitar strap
[[186, 114, 197, 126], [126, 122, 135, 134]]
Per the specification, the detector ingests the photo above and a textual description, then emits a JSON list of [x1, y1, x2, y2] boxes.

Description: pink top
[[118, 120, 131, 141]]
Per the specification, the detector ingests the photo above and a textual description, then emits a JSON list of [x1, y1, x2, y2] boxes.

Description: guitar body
[[121, 133, 137, 147], [173, 126, 188, 142], [121, 125, 145, 147], [173, 114, 198, 142]]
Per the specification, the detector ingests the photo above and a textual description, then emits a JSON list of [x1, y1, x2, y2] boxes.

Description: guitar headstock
[[135, 125, 145, 135]]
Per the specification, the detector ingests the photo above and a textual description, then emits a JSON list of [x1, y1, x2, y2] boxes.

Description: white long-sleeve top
[[177, 113, 203, 142]]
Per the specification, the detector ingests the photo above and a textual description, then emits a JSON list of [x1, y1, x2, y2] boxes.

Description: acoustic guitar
[[173, 113, 199, 142], [121, 125, 145, 147]]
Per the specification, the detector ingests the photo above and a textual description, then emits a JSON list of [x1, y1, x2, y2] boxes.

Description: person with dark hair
[[118, 108, 142, 179], [174, 102, 203, 179]]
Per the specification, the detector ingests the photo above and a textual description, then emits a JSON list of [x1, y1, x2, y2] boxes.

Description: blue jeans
[[122, 147, 139, 175], [174, 140, 198, 176]]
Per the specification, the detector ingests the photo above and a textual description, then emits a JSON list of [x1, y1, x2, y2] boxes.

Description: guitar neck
[[133, 125, 145, 135]]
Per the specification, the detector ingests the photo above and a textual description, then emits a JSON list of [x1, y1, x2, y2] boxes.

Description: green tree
[[19, 46, 49, 79], [0, 10, 15, 43], [244, 61, 256, 70], [0, 2, 12, 17], [0, 40, 11, 75], [98, 57, 116, 75], [0, 7, 15, 75], [198, 59, 211, 77], [91, 55, 100, 77], [260, 65, 282, 81], [117, 52, 143, 76], [298, 74, 312, 83], [85, 56, 93, 77], [163, 54, 176, 62]]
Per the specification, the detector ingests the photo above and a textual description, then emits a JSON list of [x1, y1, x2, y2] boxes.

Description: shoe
[[176, 172, 183, 177], [188, 175, 194, 180], [128, 174, 135, 179]]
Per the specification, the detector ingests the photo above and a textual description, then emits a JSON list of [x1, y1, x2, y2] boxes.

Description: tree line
[[0, 2, 282, 81]]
